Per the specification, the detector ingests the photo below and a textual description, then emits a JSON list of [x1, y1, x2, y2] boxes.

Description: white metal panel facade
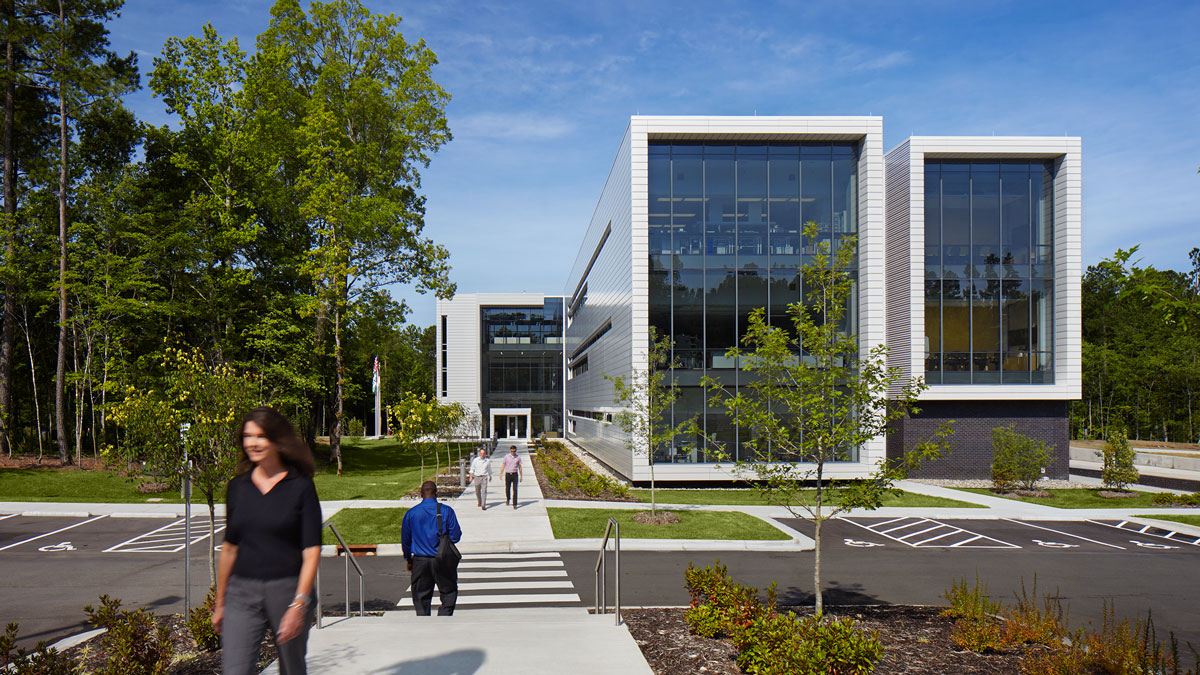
[[889, 137, 1083, 401], [563, 126, 637, 477], [436, 292, 557, 430]]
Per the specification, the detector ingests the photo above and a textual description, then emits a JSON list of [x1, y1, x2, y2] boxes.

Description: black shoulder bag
[[434, 502, 462, 580]]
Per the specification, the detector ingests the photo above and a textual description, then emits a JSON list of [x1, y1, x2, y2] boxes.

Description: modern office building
[[435, 293, 566, 442], [437, 116, 1081, 482]]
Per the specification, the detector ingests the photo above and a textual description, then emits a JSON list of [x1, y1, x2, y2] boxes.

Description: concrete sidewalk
[[261, 608, 653, 675]]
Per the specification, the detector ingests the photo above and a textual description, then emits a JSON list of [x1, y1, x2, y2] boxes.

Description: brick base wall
[[887, 400, 1070, 480]]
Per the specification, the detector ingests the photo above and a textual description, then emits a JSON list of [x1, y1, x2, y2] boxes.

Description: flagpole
[[373, 356, 382, 437]]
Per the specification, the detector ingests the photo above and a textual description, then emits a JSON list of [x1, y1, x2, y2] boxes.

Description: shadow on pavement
[[365, 648, 486, 675]]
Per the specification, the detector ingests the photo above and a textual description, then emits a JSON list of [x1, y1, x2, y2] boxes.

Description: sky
[[107, 0, 1200, 325]]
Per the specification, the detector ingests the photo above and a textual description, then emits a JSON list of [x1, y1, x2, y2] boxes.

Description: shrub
[[84, 595, 173, 675], [343, 417, 365, 437], [1, 622, 77, 674], [942, 575, 1002, 621], [1101, 428, 1139, 491], [734, 612, 883, 675], [186, 588, 220, 652], [991, 425, 1053, 491], [1003, 577, 1067, 646], [685, 562, 882, 675], [1151, 491, 1200, 506], [951, 617, 1009, 653]]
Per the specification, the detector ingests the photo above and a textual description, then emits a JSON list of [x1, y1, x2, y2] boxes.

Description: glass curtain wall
[[648, 142, 859, 463], [924, 161, 1054, 385], [481, 299, 565, 435]]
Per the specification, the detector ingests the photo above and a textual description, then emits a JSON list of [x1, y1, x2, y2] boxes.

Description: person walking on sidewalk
[[214, 407, 321, 675], [468, 446, 492, 510], [503, 445, 523, 508], [401, 481, 463, 615]]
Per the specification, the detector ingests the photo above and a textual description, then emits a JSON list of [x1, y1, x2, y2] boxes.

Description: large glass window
[[924, 160, 1054, 384], [648, 141, 859, 462], [481, 299, 564, 435]]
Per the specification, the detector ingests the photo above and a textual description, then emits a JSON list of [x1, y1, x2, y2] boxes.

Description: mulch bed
[[529, 445, 638, 502], [55, 614, 277, 675], [401, 466, 467, 499], [624, 606, 1046, 675]]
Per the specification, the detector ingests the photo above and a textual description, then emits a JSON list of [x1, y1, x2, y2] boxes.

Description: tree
[[36, 0, 137, 464], [703, 223, 953, 616], [253, 0, 455, 475], [387, 391, 442, 482], [108, 347, 259, 582], [606, 327, 690, 516], [1100, 426, 1139, 491]]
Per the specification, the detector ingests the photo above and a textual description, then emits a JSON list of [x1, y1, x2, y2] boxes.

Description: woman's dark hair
[[237, 406, 315, 477]]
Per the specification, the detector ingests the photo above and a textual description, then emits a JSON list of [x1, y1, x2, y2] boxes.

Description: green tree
[[605, 327, 690, 516], [108, 346, 259, 582], [704, 223, 952, 616], [36, 0, 137, 464], [1100, 426, 1139, 491], [254, 0, 455, 475], [387, 391, 442, 481], [990, 425, 1052, 492]]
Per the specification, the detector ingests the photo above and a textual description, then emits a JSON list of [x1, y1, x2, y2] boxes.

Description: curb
[[321, 537, 813, 557]]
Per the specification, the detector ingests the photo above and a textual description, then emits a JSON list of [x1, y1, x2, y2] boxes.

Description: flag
[[371, 356, 380, 393]]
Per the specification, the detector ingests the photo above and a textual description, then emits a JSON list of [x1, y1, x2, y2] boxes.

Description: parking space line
[[0, 513, 16, 522], [913, 530, 959, 546], [0, 515, 107, 552], [1003, 519, 1126, 549], [844, 518, 1019, 549], [899, 524, 948, 540], [103, 517, 226, 554], [1086, 520, 1200, 548], [881, 519, 930, 534]]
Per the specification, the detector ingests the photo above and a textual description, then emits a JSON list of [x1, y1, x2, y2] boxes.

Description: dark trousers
[[505, 473, 519, 505], [222, 575, 311, 675], [410, 556, 457, 616]]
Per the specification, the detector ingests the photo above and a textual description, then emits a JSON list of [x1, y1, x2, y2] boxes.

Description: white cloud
[[453, 112, 578, 141]]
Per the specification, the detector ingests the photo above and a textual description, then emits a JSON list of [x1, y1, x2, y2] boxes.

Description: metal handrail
[[316, 520, 366, 629], [593, 517, 621, 626]]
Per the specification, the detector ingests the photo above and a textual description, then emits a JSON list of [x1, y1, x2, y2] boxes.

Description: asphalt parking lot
[[6, 511, 1200, 652]]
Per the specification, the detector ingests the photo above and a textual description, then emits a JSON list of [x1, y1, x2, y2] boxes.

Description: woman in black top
[[213, 407, 321, 675]]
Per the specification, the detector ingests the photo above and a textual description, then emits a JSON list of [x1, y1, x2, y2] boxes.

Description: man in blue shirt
[[401, 481, 463, 615]]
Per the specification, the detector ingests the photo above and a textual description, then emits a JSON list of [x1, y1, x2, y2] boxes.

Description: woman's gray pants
[[222, 575, 311, 675]]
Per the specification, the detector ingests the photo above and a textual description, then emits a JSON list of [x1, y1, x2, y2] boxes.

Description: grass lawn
[[632, 488, 985, 509], [546, 507, 791, 540], [954, 487, 1170, 509], [0, 437, 475, 503], [0, 467, 185, 503], [312, 438, 474, 501], [1132, 513, 1200, 527], [321, 507, 408, 545]]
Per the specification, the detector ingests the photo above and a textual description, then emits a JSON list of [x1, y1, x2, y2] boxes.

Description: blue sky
[[108, 0, 1200, 324]]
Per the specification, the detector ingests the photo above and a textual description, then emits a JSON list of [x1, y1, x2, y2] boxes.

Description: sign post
[[180, 422, 192, 613]]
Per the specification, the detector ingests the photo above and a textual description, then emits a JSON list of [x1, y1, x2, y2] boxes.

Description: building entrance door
[[501, 415, 526, 439], [490, 408, 531, 441]]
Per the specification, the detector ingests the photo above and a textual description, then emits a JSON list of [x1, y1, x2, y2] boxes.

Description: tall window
[[924, 160, 1054, 385], [648, 141, 859, 462], [440, 315, 448, 397], [480, 299, 565, 435]]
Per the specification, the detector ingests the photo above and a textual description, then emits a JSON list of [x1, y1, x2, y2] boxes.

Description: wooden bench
[[336, 544, 378, 557]]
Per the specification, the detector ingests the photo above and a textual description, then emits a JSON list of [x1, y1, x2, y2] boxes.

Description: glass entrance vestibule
[[489, 408, 531, 441]]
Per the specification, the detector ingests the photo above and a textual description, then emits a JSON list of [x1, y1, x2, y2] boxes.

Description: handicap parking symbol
[[1033, 539, 1079, 549], [844, 538, 885, 548], [38, 541, 77, 552], [1131, 540, 1178, 550]]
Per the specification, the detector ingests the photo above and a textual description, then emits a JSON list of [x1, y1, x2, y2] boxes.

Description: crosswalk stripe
[[397, 593, 580, 608], [456, 581, 574, 591], [459, 560, 562, 569], [458, 570, 569, 579]]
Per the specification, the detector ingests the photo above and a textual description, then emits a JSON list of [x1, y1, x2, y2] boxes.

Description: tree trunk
[[0, 21, 17, 458], [21, 305, 42, 458], [813, 515, 823, 617], [54, 28, 69, 465], [331, 299, 343, 475]]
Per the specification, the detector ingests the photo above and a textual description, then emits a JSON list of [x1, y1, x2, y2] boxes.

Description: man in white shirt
[[468, 446, 492, 510]]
